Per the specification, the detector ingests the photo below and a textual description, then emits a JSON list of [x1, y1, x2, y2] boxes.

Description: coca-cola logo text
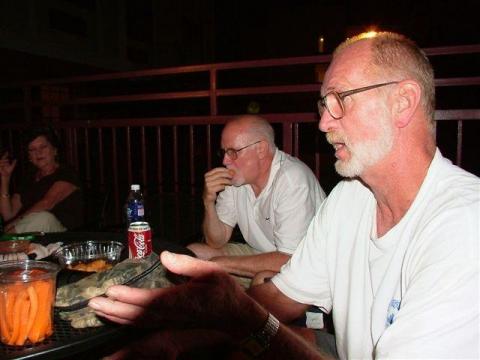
[[133, 233, 146, 258]]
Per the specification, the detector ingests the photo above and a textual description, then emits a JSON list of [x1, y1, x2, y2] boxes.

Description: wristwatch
[[240, 313, 280, 358]]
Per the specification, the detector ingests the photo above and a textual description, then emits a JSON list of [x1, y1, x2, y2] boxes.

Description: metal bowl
[[53, 240, 124, 270]]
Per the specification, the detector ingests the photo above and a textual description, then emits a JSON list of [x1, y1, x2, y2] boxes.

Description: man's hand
[[203, 167, 234, 205], [89, 251, 267, 337]]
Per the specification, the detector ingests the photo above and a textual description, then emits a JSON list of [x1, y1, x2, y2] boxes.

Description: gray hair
[[236, 115, 276, 151], [335, 32, 435, 128]]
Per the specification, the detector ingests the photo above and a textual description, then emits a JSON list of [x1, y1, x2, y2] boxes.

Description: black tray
[[0, 308, 124, 360]]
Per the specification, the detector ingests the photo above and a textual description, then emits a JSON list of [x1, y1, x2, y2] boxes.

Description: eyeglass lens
[[217, 148, 238, 159], [319, 93, 343, 119]]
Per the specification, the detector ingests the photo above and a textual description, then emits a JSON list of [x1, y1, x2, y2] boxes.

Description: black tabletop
[[0, 231, 194, 360]]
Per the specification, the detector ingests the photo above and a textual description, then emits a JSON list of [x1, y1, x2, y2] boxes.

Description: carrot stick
[[15, 292, 31, 346], [5, 283, 21, 333], [8, 288, 28, 345], [43, 281, 54, 338], [0, 289, 11, 344], [28, 279, 54, 343], [22, 286, 38, 344]]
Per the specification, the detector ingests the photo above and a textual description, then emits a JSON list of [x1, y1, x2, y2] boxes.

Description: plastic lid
[[131, 184, 140, 190]]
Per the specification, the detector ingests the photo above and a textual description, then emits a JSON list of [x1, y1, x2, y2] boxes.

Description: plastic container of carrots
[[0, 260, 59, 346]]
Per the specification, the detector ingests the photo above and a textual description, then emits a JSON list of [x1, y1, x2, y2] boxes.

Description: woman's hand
[[4, 221, 17, 233], [0, 152, 16, 178]]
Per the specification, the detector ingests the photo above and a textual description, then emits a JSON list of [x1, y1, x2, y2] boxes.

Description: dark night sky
[[213, 0, 479, 61], [0, 0, 478, 82]]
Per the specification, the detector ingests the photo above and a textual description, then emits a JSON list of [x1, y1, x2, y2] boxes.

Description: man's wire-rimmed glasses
[[317, 81, 399, 119], [217, 140, 262, 160]]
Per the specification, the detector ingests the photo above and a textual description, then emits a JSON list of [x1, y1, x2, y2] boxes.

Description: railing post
[[209, 68, 217, 116], [282, 122, 293, 154], [23, 86, 32, 123]]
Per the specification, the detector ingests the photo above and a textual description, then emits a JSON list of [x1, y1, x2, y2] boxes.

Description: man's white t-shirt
[[273, 149, 480, 359], [216, 149, 325, 254]]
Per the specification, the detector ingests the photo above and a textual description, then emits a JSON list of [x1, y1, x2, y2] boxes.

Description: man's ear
[[256, 139, 269, 159], [393, 80, 422, 128]]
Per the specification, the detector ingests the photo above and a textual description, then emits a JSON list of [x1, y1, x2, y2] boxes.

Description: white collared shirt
[[216, 149, 325, 253]]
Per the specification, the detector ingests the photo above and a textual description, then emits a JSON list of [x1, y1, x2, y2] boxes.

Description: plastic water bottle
[[124, 184, 145, 225]]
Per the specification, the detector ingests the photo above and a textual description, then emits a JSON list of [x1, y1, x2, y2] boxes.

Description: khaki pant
[[14, 211, 67, 233], [223, 242, 260, 289], [223, 242, 260, 256]]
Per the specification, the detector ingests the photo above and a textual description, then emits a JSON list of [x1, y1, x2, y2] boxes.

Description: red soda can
[[128, 221, 152, 259]]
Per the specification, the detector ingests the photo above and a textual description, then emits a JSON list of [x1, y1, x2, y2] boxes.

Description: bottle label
[[126, 201, 145, 223]]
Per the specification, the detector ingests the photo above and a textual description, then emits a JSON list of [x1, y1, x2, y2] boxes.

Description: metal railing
[[0, 44, 479, 230]]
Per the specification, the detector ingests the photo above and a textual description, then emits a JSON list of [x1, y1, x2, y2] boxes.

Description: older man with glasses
[[188, 115, 326, 290], [89, 32, 478, 359]]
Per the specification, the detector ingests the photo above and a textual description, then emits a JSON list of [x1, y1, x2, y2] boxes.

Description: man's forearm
[[229, 301, 327, 360], [202, 203, 229, 248], [247, 282, 309, 324], [213, 252, 291, 277]]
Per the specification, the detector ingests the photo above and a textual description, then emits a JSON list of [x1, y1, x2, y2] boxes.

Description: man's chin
[[334, 159, 363, 178], [231, 178, 245, 187]]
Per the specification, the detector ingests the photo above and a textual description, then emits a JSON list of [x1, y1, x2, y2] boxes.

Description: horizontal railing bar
[[64, 84, 322, 106], [3, 77, 478, 109], [64, 90, 211, 105], [424, 44, 480, 56], [434, 109, 480, 120], [435, 77, 480, 86], [1, 45, 478, 89], [0, 110, 478, 131], [217, 84, 321, 96], [53, 113, 318, 128]]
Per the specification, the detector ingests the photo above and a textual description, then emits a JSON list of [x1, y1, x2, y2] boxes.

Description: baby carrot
[[28, 279, 53, 343], [23, 286, 38, 343], [8, 289, 28, 345], [5, 283, 21, 333], [15, 291, 31, 346], [0, 290, 11, 344]]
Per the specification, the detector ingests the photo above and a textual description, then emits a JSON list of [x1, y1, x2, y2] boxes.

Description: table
[[0, 231, 194, 360]]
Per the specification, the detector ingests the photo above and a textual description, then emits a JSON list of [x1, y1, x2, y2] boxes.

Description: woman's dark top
[[17, 165, 84, 229]]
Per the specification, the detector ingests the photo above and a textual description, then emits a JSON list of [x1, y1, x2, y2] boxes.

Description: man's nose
[[319, 111, 338, 133], [222, 154, 231, 166]]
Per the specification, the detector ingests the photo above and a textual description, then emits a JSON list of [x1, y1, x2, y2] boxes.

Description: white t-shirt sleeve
[[273, 183, 320, 254], [375, 202, 480, 359], [215, 186, 237, 228], [272, 198, 332, 311]]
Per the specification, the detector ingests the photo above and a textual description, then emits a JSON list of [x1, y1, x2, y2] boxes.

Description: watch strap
[[240, 313, 280, 358]]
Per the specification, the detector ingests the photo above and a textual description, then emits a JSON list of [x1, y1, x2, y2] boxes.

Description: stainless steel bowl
[[53, 240, 124, 268]]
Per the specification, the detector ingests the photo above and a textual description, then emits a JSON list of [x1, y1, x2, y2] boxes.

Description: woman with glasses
[[0, 127, 83, 233]]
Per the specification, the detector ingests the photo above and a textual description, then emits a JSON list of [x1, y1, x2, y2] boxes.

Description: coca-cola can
[[128, 221, 152, 259]]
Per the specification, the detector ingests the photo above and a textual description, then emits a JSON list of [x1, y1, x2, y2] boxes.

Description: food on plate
[[67, 259, 112, 272]]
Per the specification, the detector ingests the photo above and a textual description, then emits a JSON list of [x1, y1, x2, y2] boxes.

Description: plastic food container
[[53, 240, 124, 272], [0, 234, 34, 254], [0, 260, 60, 346]]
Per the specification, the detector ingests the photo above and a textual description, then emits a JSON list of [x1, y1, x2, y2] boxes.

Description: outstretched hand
[[89, 251, 267, 337]]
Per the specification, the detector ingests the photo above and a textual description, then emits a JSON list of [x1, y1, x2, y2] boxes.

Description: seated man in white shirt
[[88, 32, 479, 359], [188, 115, 325, 288]]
